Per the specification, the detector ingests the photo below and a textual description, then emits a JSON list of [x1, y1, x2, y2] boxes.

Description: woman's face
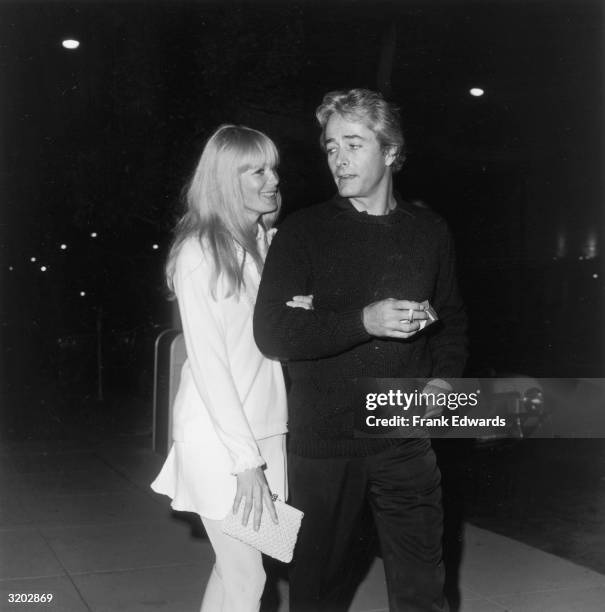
[[239, 162, 279, 225]]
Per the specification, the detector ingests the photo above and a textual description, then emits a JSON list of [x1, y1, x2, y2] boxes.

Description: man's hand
[[233, 466, 278, 531], [286, 294, 314, 310], [363, 298, 428, 339], [422, 379, 453, 419]]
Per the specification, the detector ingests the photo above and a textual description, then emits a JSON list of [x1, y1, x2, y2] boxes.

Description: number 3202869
[[8, 593, 54, 603]]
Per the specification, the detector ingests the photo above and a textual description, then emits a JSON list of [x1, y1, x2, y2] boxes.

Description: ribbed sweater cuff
[[339, 309, 371, 345]]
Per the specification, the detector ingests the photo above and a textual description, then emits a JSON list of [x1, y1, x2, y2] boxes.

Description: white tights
[[198, 435, 287, 612], [199, 516, 265, 612]]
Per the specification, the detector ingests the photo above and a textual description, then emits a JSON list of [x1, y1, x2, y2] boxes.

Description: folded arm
[[255, 220, 434, 360], [254, 223, 372, 360]]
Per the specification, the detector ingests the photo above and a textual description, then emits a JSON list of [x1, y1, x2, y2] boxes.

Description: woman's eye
[[349, 144, 361, 150], [254, 168, 265, 175]]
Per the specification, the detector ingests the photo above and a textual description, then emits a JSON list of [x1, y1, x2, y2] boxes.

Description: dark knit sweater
[[254, 195, 468, 457]]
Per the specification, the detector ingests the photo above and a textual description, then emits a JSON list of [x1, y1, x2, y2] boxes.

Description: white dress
[[151, 228, 288, 520]]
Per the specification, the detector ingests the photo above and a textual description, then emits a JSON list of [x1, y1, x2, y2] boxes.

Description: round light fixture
[[62, 39, 80, 50], [469, 87, 485, 97]]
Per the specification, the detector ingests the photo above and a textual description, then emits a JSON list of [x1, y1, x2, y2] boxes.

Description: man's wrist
[[424, 378, 453, 392], [350, 308, 372, 342]]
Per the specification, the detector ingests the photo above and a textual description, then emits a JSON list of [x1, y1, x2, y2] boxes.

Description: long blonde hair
[[166, 124, 281, 298]]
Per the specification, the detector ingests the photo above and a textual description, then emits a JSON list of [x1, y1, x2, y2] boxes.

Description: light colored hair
[[165, 124, 281, 298], [315, 88, 406, 171]]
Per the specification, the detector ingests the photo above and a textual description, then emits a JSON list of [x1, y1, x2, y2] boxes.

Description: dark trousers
[[288, 442, 448, 612]]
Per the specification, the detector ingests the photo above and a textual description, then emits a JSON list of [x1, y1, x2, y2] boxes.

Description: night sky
[[1, 1, 604, 413]]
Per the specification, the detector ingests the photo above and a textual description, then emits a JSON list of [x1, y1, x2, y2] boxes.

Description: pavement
[[1, 436, 605, 612]]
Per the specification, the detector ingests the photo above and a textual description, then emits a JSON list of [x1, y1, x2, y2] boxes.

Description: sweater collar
[[332, 193, 415, 225]]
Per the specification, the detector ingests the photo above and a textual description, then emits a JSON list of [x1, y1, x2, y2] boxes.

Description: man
[[254, 88, 467, 611]]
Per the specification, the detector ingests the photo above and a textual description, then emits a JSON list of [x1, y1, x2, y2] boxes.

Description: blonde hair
[[166, 124, 281, 298]]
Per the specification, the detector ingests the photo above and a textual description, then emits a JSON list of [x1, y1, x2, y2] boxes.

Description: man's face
[[324, 114, 394, 200]]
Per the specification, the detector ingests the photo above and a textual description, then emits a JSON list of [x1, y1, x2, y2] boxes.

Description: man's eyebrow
[[324, 134, 366, 144]]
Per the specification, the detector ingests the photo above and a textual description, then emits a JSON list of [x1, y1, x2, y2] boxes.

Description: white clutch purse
[[221, 497, 304, 563]]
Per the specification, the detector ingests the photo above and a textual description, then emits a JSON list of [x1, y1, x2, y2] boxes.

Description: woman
[[151, 124, 299, 612]]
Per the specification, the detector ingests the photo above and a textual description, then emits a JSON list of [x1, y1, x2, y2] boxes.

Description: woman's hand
[[233, 466, 278, 531], [286, 294, 314, 310]]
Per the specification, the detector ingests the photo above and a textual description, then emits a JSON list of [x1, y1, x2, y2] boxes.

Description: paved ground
[[2, 435, 605, 612]]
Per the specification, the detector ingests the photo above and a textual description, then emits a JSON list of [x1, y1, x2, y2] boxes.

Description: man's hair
[[165, 124, 281, 298], [315, 88, 406, 172]]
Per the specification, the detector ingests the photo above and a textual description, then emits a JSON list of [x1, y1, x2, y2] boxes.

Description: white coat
[[151, 228, 287, 519]]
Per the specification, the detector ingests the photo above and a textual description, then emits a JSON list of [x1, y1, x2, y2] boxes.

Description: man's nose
[[335, 151, 349, 167]]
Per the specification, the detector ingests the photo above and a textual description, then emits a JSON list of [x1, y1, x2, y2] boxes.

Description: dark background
[[1, 0, 603, 436]]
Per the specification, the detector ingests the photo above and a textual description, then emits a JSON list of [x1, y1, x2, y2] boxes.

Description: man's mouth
[[337, 174, 355, 181], [261, 191, 277, 198]]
